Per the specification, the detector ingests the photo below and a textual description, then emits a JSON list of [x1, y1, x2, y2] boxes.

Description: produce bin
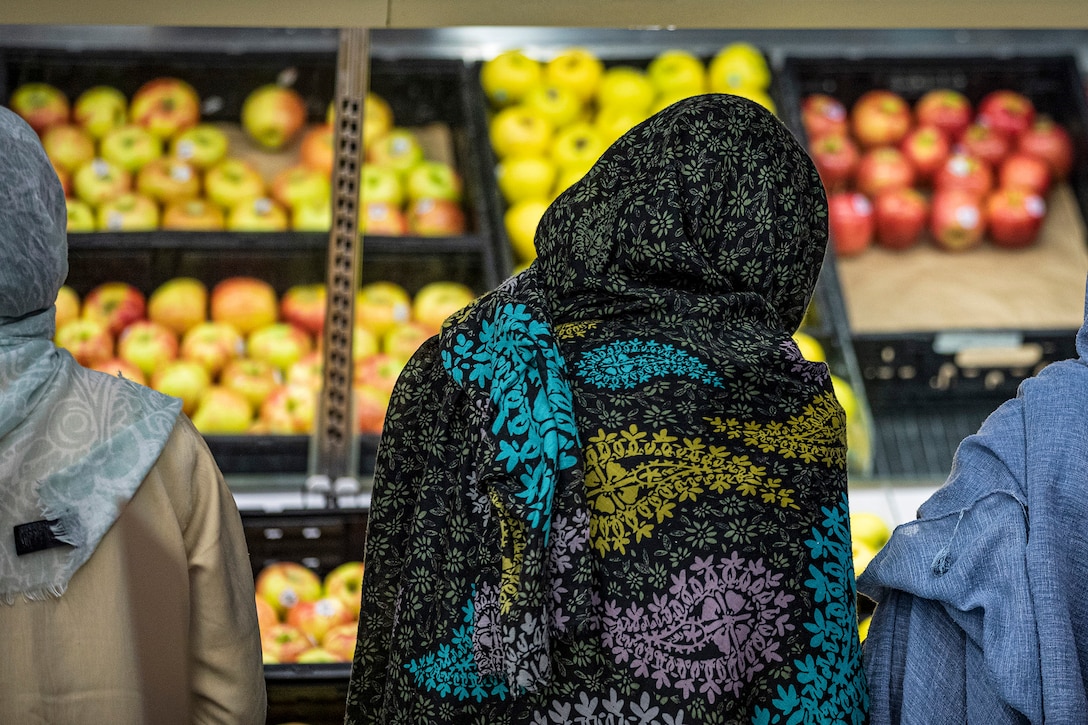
[[0, 43, 505, 476], [779, 53, 1088, 476]]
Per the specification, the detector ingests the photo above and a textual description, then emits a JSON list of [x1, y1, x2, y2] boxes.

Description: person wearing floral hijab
[[345, 94, 870, 724], [0, 106, 265, 723]]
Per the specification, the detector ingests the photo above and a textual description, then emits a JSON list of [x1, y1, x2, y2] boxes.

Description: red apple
[[286, 596, 355, 646], [411, 281, 477, 336], [87, 356, 147, 386], [82, 281, 146, 337], [210, 276, 279, 336], [129, 77, 201, 141], [321, 622, 359, 662], [180, 321, 244, 377], [161, 199, 226, 231], [914, 89, 972, 140], [260, 623, 312, 664], [280, 283, 327, 337], [323, 561, 365, 618], [998, 151, 1052, 196], [9, 82, 69, 135], [850, 89, 912, 148], [899, 124, 951, 182], [986, 187, 1047, 249], [73, 85, 128, 140], [299, 123, 334, 176], [256, 561, 324, 618], [934, 153, 994, 199], [828, 191, 875, 257], [353, 352, 405, 398], [874, 187, 929, 251], [361, 200, 409, 236], [808, 131, 859, 191], [147, 276, 208, 336], [801, 93, 849, 140], [977, 89, 1036, 140], [190, 385, 253, 435], [241, 84, 308, 151], [1016, 116, 1075, 181], [406, 197, 467, 236], [354, 383, 391, 435], [41, 123, 96, 173], [220, 357, 281, 410], [55, 318, 113, 367], [855, 146, 915, 199], [119, 320, 180, 380], [930, 188, 986, 252], [247, 322, 314, 374], [957, 122, 1012, 168], [135, 157, 201, 205], [258, 383, 318, 434]]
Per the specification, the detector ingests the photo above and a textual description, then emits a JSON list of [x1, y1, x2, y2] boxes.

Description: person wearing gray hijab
[[0, 106, 266, 723]]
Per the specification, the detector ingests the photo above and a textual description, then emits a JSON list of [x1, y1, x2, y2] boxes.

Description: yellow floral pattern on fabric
[[555, 320, 600, 340], [488, 489, 527, 616], [704, 391, 845, 469]]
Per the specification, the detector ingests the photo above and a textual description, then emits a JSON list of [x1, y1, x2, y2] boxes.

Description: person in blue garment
[[859, 275, 1088, 724], [344, 93, 870, 724]]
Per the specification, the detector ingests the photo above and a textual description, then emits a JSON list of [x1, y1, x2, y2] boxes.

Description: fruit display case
[[779, 53, 1088, 478]]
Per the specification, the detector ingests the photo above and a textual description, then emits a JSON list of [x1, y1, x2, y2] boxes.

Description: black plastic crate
[[265, 665, 350, 725], [242, 508, 368, 580], [779, 54, 1088, 410]]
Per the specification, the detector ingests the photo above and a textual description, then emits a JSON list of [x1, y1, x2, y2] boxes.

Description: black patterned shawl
[[345, 94, 869, 725]]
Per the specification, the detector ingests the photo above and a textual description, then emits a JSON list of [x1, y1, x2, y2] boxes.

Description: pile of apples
[[255, 560, 363, 664], [5, 79, 468, 237], [479, 43, 774, 265], [53, 275, 477, 436], [802, 86, 1075, 255]]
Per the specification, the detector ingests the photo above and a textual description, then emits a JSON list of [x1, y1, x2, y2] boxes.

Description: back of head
[[0, 106, 68, 325]]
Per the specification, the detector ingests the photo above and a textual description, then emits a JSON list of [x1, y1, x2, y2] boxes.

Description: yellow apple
[[220, 357, 281, 410], [247, 322, 314, 374], [480, 49, 543, 108], [210, 276, 279, 336], [287, 596, 355, 646], [504, 197, 550, 263], [412, 281, 477, 336], [227, 196, 290, 232], [489, 105, 553, 160], [544, 47, 604, 104], [851, 511, 891, 551], [72, 85, 128, 140], [322, 622, 359, 662], [363, 92, 395, 151], [596, 66, 655, 115], [191, 385, 253, 434], [323, 561, 365, 618], [129, 77, 201, 140], [54, 285, 81, 330], [150, 359, 210, 416], [646, 49, 707, 99], [96, 192, 160, 231], [792, 331, 826, 363], [708, 42, 772, 93], [241, 84, 308, 151], [180, 321, 244, 377], [550, 121, 608, 172], [66, 199, 96, 233], [256, 561, 324, 618], [496, 155, 557, 205], [522, 83, 584, 130], [355, 281, 412, 337], [148, 276, 208, 337]]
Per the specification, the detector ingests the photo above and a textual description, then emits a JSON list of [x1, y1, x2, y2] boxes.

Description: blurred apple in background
[[828, 191, 875, 257], [362, 92, 395, 150], [1017, 116, 1074, 181], [52, 162, 71, 197], [255, 594, 278, 635], [169, 123, 229, 169], [291, 197, 332, 232], [151, 359, 210, 416], [241, 84, 308, 151], [354, 384, 391, 435], [296, 647, 340, 664], [382, 321, 432, 361], [227, 196, 289, 232], [986, 187, 1046, 249], [41, 123, 96, 173], [551, 122, 608, 173], [934, 153, 994, 199], [646, 48, 707, 99], [874, 187, 929, 251], [299, 123, 334, 176], [977, 89, 1036, 140], [221, 357, 281, 410], [287, 596, 355, 646], [998, 152, 1052, 196], [72, 158, 131, 207], [595, 66, 655, 116], [323, 561, 365, 618], [55, 318, 113, 367], [321, 622, 359, 662], [162, 199, 226, 231], [96, 192, 160, 232], [801, 93, 849, 140], [899, 124, 951, 183], [808, 131, 859, 192], [280, 283, 327, 337], [353, 352, 406, 398], [135, 158, 201, 205], [957, 122, 1010, 170], [412, 281, 477, 335], [9, 82, 69, 135], [355, 281, 411, 337], [88, 356, 146, 385], [285, 350, 324, 391], [593, 104, 643, 146], [522, 83, 583, 130], [544, 47, 604, 105], [148, 276, 208, 337], [260, 623, 312, 664], [247, 322, 314, 374], [259, 383, 318, 434], [407, 197, 467, 236], [367, 128, 426, 177], [930, 188, 986, 252], [855, 146, 915, 199], [66, 198, 96, 233], [204, 158, 267, 210], [914, 88, 972, 140], [404, 160, 462, 203], [504, 197, 549, 264], [82, 281, 146, 337], [707, 42, 771, 94], [850, 89, 911, 148], [360, 164, 404, 206], [118, 320, 180, 379], [210, 276, 279, 336], [495, 155, 556, 205], [100, 124, 163, 172], [181, 321, 244, 377], [191, 385, 253, 434], [360, 200, 409, 236], [480, 49, 543, 108], [271, 164, 331, 211], [54, 285, 81, 330], [353, 325, 380, 361], [488, 106, 553, 160], [72, 85, 128, 140], [129, 77, 201, 140]]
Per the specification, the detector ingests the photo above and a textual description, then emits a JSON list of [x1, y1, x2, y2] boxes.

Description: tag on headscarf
[[13, 520, 74, 556]]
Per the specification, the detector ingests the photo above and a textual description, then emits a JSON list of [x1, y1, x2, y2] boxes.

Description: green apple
[[73, 85, 128, 140], [291, 197, 332, 232], [241, 84, 308, 151], [544, 47, 604, 104], [404, 160, 463, 203], [118, 320, 180, 380], [72, 158, 131, 208], [100, 124, 163, 172], [41, 123, 96, 173], [170, 123, 230, 169], [522, 83, 584, 130], [66, 198, 97, 233], [360, 164, 404, 206], [191, 385, 253, 435], [55, 318, 113, 368], [646, 49, 707, 99], [271, 164, 331, 211], [489, 105, 553, 159], [150, 358, 210, 416], [495, 155, 556, 205], [96, 192, 160, 231], [550, 121, 608, 172], [596, 66, 655, 115], [204, 158, 267, 210], [247, 322, 314, 374], [367, 128, 425, 177], [480, 49, 543, 108]]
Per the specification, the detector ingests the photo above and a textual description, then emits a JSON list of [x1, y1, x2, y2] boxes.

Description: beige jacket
[[0, 414, 267, 723]]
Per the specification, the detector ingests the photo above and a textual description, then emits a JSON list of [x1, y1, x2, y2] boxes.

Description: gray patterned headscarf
[[0, 107, 182, 603]]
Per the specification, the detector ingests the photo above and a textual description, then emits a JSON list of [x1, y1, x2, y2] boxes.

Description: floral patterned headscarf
[[0, 107, 181, 604]]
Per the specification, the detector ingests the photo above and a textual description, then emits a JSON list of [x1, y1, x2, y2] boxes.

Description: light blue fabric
[[0, 107, 182, 603], [858, 274, 1088, 724]]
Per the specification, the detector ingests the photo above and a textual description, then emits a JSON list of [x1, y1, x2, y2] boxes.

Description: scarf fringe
[[0, 580, 69, 606]]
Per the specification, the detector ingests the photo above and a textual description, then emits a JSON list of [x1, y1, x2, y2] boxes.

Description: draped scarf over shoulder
[[347, 95, 869, 724], [0, 107, 181, 604]]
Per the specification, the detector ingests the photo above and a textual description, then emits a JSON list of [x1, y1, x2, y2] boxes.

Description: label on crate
[[932, 331, 1024, 354]]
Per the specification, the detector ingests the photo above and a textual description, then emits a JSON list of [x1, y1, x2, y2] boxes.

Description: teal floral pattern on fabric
[[576, 339, 725, 390]]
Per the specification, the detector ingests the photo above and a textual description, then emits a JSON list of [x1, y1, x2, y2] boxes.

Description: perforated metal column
[[312, 28, 369, 492]]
